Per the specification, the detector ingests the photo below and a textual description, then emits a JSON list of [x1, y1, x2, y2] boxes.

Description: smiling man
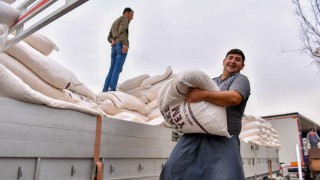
[[160, 49, 251, 180]]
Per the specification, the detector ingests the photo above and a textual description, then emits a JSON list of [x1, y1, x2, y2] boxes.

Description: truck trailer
[[263, 112, 320, 179], [0, 97, 280, 180]]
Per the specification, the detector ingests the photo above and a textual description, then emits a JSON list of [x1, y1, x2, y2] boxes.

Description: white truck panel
[[0, 97, 279, 179], [267, 117, 301, 165]]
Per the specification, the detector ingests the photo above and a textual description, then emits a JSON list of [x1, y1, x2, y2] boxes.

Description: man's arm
[[118, 16, 129, 46], [107, 30, 113, 44], [185, 88, 243, 106]]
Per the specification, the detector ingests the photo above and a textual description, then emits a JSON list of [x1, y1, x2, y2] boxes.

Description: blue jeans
[[102, 42, 127, 92]]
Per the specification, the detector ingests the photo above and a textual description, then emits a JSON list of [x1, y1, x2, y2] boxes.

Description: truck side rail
[[2, 0, 88, 51]]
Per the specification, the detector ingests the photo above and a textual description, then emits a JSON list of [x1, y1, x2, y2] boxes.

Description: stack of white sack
[[240, 115, 282, 149], [0, 64, 100, 116], [157, 69, 230, 137], [96, 66, 174, 126], [0, 33, 99, 113], [0, 1, 20, 50]]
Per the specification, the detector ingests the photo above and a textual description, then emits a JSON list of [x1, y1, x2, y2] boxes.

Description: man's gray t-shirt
[[213, 73, 251, 135]]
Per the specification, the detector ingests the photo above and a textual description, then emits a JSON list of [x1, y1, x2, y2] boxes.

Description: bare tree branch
[[292, 0, 320, 65]]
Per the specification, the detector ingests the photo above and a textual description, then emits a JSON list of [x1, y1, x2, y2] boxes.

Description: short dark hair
[[123, 7, 133, 14], [226, 49, 245, 62]]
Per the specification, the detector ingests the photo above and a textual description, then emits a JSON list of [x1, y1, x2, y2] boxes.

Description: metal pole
[[296, 144, 303, 180]]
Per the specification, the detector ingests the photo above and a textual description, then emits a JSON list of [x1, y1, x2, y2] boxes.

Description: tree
[[292, 0, 320, 66]]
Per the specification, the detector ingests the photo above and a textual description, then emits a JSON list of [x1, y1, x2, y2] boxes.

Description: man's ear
[[241, 63, 245, 70]]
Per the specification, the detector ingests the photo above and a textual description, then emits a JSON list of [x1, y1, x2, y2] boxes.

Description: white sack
[[98, 91, 148, 115], [98, 99, 143, 115], [242, 121, 261, 131], [23, 33, 59, 55], [0, 24, 8, 52], [5, 39, 97, 101], [110, 112, 148, 124], [0, 1, 20, 26], [146, 99, 158, 112], [146, 108, 161, 120], [122, 85, 151, 99], [117, 74, 149, 91], [141, 66, 174, 87], [141, 79, 171, 103], [0, 64, 100, 116], [1, 0, 16, 4], [5, 39, 80, 88], [158, 69, 229, 137], [0, 53, 77, 103], [147, 116, 171, 127]]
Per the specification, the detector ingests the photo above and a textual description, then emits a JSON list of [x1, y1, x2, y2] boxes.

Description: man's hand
[[122, 44, 128, 53], [185, 88, 205, 103], [111, 40, 115, 47]]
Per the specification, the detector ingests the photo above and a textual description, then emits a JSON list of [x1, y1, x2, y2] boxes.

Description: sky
[[12, 0, 320, 124]]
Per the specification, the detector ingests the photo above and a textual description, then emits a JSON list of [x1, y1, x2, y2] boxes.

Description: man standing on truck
[[160, 49, 251, 180], [307, 128, 320, 149], [102, 7, 134, 92]]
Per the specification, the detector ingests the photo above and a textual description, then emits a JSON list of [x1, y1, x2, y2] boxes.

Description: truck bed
[[0, 97, 176, 180], [0, 97, 279, 180]]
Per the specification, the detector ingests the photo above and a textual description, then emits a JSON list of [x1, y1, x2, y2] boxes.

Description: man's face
[[223, 54, 245, 74], [125, 11, 134, 21]]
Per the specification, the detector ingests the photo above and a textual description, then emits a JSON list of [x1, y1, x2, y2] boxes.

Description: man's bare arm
[[185, 88, 243, 106]]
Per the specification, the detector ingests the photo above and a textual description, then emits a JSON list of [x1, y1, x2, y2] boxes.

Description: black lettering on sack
[[171, 105, 185, 129], [161, 105, 186, 130], [183, 102, 194, 126], [161, 105, 175, 126]]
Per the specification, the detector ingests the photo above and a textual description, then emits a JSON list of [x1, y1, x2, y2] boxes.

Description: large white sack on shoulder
[[157, 69, 229, 137], [0, 1, 20, 26], [117, 74, 149, 91], [158, 69, 220, 108], [5, 39, 81, 89], [23, 33, 59, 56], [160, 101, 229, 137], [141, 66, 174, 88], [98, 91, 148, 115], [110, 112, 148, 124], [1, 0, 16, 4], [0, 53, 77, 103], [0, 64, 101, 116]]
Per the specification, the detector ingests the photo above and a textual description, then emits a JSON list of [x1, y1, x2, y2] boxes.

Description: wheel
[[315, 173, 320, 180]]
